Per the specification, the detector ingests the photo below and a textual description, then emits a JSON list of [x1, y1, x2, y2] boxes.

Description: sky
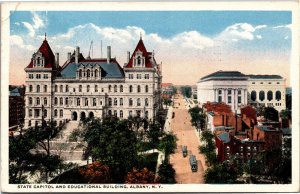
[[10, 11, 292, 85]]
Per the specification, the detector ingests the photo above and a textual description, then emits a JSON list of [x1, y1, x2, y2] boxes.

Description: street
[[169, 94, 207, 184]]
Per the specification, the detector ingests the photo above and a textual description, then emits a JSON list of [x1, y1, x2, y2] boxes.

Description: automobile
[[182, 145, 188, 157], [189, 155, 198, 172]]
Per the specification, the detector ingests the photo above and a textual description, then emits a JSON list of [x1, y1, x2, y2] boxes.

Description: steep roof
[[26, 39, 56, 69], [60, 58, 124, 79], [125, 39, 154, 68]]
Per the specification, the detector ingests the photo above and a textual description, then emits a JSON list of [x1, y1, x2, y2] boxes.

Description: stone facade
[[24, 37, 162, 128]]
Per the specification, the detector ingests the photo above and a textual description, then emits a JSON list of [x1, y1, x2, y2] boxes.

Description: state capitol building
[[24, 36, 162, 128]]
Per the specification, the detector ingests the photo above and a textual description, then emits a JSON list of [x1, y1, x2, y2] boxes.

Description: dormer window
[[134, 50, 145, 67], [33, 52, 45, 68]]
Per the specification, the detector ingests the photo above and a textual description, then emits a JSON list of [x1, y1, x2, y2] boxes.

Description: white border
[[1, 1, 299, 192]]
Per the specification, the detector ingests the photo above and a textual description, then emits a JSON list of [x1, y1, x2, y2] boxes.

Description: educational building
[[24, 36, 162, 128]]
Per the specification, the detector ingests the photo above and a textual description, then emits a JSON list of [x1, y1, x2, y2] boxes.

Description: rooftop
[[200, 70, 247, 81], [256, 125, 280, 132], [9, 88, 21, 97], [247, 74, 283, 79], [217, 132, 231, 143]]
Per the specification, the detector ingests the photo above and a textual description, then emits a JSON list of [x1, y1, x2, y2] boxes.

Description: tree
[[79, 161, 110, 183], [180, 86, 192, 98], [163, 98, 172, 108], [158, 161, 176, 183], [189, 106, 206, 130], [125, 168, 157, 184], [146, 122, 164, 149], [158, 133, 177, 161], [264, 107, 279, 122], [280, 109, 291, 120], [199, 130, 217, 166]]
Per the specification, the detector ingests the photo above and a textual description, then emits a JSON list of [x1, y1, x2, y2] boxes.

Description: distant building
[[253, 125, 282, 151], [9, 86, 25, 128], [197, 71, 286, 112], [191, 85, 197, 99]]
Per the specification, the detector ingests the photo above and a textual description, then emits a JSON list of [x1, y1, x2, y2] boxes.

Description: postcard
[[1, 1, 299, 193]]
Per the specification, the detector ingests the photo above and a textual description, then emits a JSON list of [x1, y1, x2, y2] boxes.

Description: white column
[[224, 89, 227, 104], [244, 89, 247, 105], [222, 89, 225, 103], [232, 89, 236, 111], [214, 89, 217, 102]]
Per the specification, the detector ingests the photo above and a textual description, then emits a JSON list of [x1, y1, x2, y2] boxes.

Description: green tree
[[180, 86, 192, 98], [158, 161, 176, 183], [264, 107, 279, 121], [189, 106, 206, 130], [158, 133, 177, 161], [280, 109, 291, 120], [146, 122, 164, 149], [199, 130, 217, 166]]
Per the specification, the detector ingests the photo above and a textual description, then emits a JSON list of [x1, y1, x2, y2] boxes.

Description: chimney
[[68, 52, 71, 61], [127, 51, 130, 63], [107, 46, 111, 64], [75, 46, 80, 64], [55, 53, 59, 68]]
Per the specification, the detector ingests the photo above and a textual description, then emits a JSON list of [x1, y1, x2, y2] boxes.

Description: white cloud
[[273, 24, 291, 29], [10, 35, 35, 51], [284, 36, 289, 40], [172, 31, 214, 49], [32, 12, 45, 29], [255, 25, 267, 30], [256, 35, 262, 39], [22, 22, 35, 37], [14, 22, 20, 26]]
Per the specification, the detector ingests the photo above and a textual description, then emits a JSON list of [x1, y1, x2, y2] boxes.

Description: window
[[114, 110, 117, 117], [36, 97, 40, 105], [60, 85, 63, 92], [252, 82, 255, 84], [145, 98, 149, 106], [218, 96, 222, 103], [36, 85, 40, 93], [137, 74, 142, 79], [120, 110, 123, 118], [145, 74, 149, 79], [240, 146, 244, 151], [60, 109, 63, 117], [55, 85, 58, 92], [43, 74, 48, 79], [129, 98, 133, 106], [260, 82, 263, 84], [87, 69, 91, 78], [44, 97, 47, 105], [66, 85, 69, 92], [44, 85, 47, 92], [95, 69, 98, 78], [129, 74, 133, 79], [114, 98, 118, 106], [137, 85, 141, 93], [108, 85, 112, 92], [120, 85, 123, 92], [137, 98, 141, 106], [145, 85, 149, 93], [79, 85, 82, 92], [277, 82, 280, 84], [137, 56, 141, 65], [129, 110, 132, 117], [29, 97, 33, 105], [268, 82, 272, 84], [238, 96, 241, 104], [44, 109, 47, 117], [34, 109, 40, 118], [108, 98, 112, 106], [29, 109, 32, 117], [228, 90, 232, 95], [29, 85, 33, 92], [218, 90, 222, 95], [36, 74, 41, 79], [29, 74, 33, 79], [54, 97, 58, 105], [251, 91, 257, 101], [65, 97, 69, 106], [60, 97, 63, 105], [114, 85, 117, 92], [95, 85, 98, 92], [129, 85, 133, 93], [267, 91, 273, 101], [228, 96, 232, 103], [275, 91, 281, 101], [85, 98, 88, 106], [238, 90, 241, 95], [259, 91, 265, 101], [120, 98, 123, 106], [87, 85, 90, 92], [79, 69, 82, 78], [77, 98, 80, 106], [145, 111, 149, 119], [93, 98, 96, 106], [108, 110, 112, 116], [28, 120, 31, 126]]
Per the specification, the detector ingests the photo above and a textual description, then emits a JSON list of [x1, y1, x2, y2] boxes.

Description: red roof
[[26, 39, 56, 69], [204, 102, 232, 114], [125, 39, 154, 68]]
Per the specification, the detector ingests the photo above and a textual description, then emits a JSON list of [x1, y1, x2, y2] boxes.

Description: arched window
[[108, 98, 112, 106], [267, 91, 273, 101], [65, 97, 69, 105], [114, 98, 118, 106], [29, 85, 33, 92], [87, 69, 91, 78], [54, 97, 58, 105], [145, 111, 149, 119], [145, 85, 149, 93], [87, 85, 90, 92], [120, 110, 123, 118], [259, 91, 265, 101], [95, 85, 98, 92], [145, 98, 149, 106], [79, 69, 82, 78], [77, 98, 81, 106], [137, 56, 141, 65], [54, 109, 58, 117], [129, 98, 133, 106], [79, 85, 82, 92], [120, 98, 123, 106], [85, 98, 88, 106], [251, 91, 257, 101], [60, 97, 63, 105], [29, 97, 33, 105], [60, 85, 63, 92], [44, 97, 47, 105], [108, 85, 112, 92], [60, 109, 63, 117], [36, 85, 40, 93], [137, 98, 141, 106], [29, 109, 32, 117], [36, 97, 40, 105], [120, 85, 123, 92], [129, 85, 133, 93], [108, 110, 112, 116], [95, 69, 98, 78], [114, 85, 117, 92], [37, 57, 41, 65], [55, 85, 58, 92], [93, 98, 96, 106], [275, 91, 281, 101], [44, 85, 47, 92], [44, 109, 47, 117], [137, 85, 141, 93], [65, 85, 69, 92]]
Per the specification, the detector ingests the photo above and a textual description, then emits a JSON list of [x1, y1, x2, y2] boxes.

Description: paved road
[[169, 94, 207, 184]]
